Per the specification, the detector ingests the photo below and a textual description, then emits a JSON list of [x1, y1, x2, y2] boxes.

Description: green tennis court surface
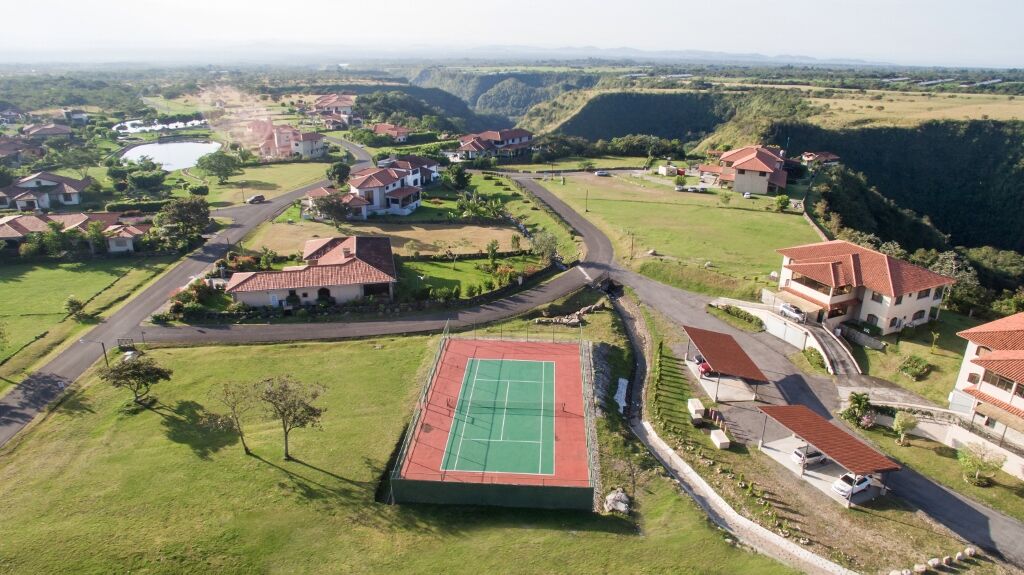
[[441, 359, 556, 475]]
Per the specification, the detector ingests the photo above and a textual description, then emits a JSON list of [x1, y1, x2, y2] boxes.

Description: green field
[[182, 163, 329, 207], [472, 174, 581, 262], [0, 331, 791, 574], [397, 254, 545, 300], [501, 155, 646, 172], [540, 173, 820, 295]]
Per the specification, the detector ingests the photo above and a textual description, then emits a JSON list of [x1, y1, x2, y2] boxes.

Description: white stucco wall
[[107, 237, 135, 253], [733, 171, 770, 195], [231, 283, 366, 307]]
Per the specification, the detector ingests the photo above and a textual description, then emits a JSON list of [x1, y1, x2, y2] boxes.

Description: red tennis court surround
[[396, 339, 593, 492]]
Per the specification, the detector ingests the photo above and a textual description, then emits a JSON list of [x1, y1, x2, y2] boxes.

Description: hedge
[[105, 199, 171, 212]]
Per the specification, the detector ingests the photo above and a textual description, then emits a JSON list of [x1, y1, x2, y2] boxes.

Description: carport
[[757, 405, 901, 507], [681, 325, 768, 402]]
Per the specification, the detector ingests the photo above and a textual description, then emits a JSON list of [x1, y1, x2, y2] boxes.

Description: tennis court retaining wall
[[391, 479, 594, 510]]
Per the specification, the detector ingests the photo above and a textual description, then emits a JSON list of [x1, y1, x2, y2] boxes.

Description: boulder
[[965, 547, 977, 557], [927, 558, 940, 568], [912, 564, 927, 574], [942, 556, 952, 566], [954, 552, 964, 562], [604, 488, 630, 514], [888, 570, 902, 575]]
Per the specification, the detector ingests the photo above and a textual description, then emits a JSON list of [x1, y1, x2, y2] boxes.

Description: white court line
[[499, 380, 511, 440], [450, 359, 482, 472], [538, 361, 545, 474], [463, 439, 542, 444], [471, 378, 547, 384]]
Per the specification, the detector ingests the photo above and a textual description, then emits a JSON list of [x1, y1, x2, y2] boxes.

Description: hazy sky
[[3, 0, 1022, 67]]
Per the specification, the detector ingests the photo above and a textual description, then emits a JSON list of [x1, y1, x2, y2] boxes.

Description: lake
[[121, 141, 222, 171]]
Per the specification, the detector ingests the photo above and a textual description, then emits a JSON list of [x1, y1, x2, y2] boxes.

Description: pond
[[121, 141, 222, 171]]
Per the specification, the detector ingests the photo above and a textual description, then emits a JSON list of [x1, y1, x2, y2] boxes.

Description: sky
[[3, 0, 1022, 68]]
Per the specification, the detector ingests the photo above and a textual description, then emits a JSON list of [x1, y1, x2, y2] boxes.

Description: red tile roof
[[372, 123, 411, 138], [385, 186, 420, 200], [759, 405, 901, 475], [341, 194, 370, 207], [349, 167, 408, 189], [962, 386, 1024, 421], [18, 171, 91, 191], [682, 325, 767, 382], [778, 240, 954, 297], [971, 350, 1024, 383], [0, 212, 127, 240], [720, 146, 783, 167], [456, 136, 493, 153], [306, 186, 338, 199], [477, 128, 533, 142], [958, 313, 1024, 350]]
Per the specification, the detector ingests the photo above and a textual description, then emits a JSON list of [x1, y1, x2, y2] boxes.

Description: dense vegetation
[[353, 91, 459, 133], [409, 68, 600, 118], [771, 120, 1024, 251], [0, 75, 146, 114], [554, 92, 733, 141]]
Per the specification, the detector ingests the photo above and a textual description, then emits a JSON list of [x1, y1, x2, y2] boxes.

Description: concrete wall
[[733, 170, 769, 195], [232, 283, 364, 307]]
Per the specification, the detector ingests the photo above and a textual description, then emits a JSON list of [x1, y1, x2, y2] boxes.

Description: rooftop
[[958, 312, 1024, 350], [682, 325, 767, 382]]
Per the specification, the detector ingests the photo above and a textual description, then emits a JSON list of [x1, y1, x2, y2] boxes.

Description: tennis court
[[441, 359, 557, 475]]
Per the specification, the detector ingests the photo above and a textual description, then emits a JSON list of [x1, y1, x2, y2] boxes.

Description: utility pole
[[585, 188, 589, 212], [629, 232, 635, 260]]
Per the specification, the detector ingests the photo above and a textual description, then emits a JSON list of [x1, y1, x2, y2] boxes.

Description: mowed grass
[[473, 174, 581, 262], [0, 336, 791, 574], [181, 163, 329, 207], [397, 254, 545, 299], [852, 312, 982, 405], [807, 90, 1024, 128], [540, 173, 820, 294], [501, 155, 646, 172]]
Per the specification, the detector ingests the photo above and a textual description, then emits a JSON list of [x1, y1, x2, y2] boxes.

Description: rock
[[901, 570, 912, 575], [942, 556, 952, 566], [954, 552, 964, 562], [965, 547, 977, 557], [927, 558, 940, 568], [912, 564, 928, 574], [888, 570, 902, 575], [604, 488, 630, 514], [647, 249, 657, 256]]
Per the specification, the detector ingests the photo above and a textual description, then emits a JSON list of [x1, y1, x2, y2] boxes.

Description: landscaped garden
[[176, 162, 330, 207], [0, 301, 792, 574]]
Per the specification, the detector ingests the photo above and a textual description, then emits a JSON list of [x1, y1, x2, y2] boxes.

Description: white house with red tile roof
[[313, 93, 356, 115], [377, 154, 441, 184], [302, 185, 372, 220], [776, 240, 954, 333], [0, 212, 149, 252], [949, 313, 1024, 451], [347, 166, 424, 218], [699, 145, 787, 195], [451, 128, 533, 161], [0, 172, 91, 211], [21, 123, 73, 139], [225, 236, 397, 308], [371, 122, 411, 143], [257, 123, 326, 160]]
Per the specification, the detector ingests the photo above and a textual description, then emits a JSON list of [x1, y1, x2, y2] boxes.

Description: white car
[[674, 185, 685, 191], [790, 447, 827, 466], [778, 303, 806, 323], [831, 473, 871, 498], [594, 170, 610, 177], [743, 192, 752, 199]]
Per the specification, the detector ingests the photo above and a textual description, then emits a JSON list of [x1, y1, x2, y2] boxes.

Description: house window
[[759, 171, 766, 176], [982, 370, 1014, 392], [866, 314, 879, 326], [62, 193, 74, 202], [917, 288, 931, 299], [933, 286, 944, 300], [0, 197, 7, 206], [871, 291, 883, 303], [894, 295, 903, 305], [1015, 383, 1024, 400], [912, 309, 926, 322], [114, 238, 127, 247], [967, 372, 980, 384], [738, 169, 746, 175], [976, 346, 991, 357], [889, 317, 899, 328]]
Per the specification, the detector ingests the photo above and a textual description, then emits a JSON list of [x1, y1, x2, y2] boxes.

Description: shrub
[[181, 302, 205, 319], [802, 347, 826, 371], [168, 301, 184, 315], [173, 290, 198, 304], [482, 278, 495, 291], [151, 312, 173, 324], [105, 199, 171, 213], [717, 304, 765, 330], [898, 355, 931, 380]]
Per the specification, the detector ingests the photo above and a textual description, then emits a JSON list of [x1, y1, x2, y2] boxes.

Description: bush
[[898, 355, 931, 380], [718, 304, 765, 330], [802, 347, 826, 371], [181, 302, 206, 319], [105, 199, 171, 213], [151, 312, 173, 324], [168, 301, 184, 315]]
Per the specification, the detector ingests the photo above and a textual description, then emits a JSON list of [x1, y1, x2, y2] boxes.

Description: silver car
[[779, 303, 806, 323], [790, 446, 827, 466]]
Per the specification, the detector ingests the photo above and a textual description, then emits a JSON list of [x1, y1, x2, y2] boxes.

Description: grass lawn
[[473, 174, 581, 262], [396, 254, 545, 300], [0, 318, 791, 573], [142, 95, 206, 115], [706, 305, 764, 333], [501, 155, 646, 172], [851, 312, 982, 405], [539, 172, 820, 297], [858, 426, 1024, 523], [0, 257, 175, 392], [181, 163, 329, 207], [245, 207, 524, 258]]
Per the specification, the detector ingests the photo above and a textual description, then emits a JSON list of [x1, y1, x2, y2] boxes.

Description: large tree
[[211, 382, 256, 456], [156, 196, 210, 240], [257, 376, 325, 460], [56, 146, 102, 180], [442, 163, 470, 190], [99, 356, 173, 404], [530, 230, 559, 263], [326, 162, 351, 187], [196, 150, 240, 184], [312, 193, 350, 227]]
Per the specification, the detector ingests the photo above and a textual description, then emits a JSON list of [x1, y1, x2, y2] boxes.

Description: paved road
[[0, 140, 372, 448]]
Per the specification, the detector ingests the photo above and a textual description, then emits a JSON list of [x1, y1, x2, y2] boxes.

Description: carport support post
[[845, 475, 855, 509], [758, 414, 768, 449], [714, 373, 721, 402]]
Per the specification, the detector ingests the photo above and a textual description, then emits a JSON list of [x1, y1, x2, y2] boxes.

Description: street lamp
[[80, 337, 109, 368]]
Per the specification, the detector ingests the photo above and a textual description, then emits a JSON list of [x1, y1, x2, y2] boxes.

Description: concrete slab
[[685, 359, 756, 402], [761, 436, 883, 506]]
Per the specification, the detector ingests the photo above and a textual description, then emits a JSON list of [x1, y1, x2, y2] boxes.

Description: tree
[[892, 412, 918, 446], [957, 442, 1007, 486], [55, 146, 102, 180], [211, 382, 256, 455], [0, 165, 14, 188], [236, 148, 255, 164], [674, 175, 686, 187], [256, 376, 325, 460], [718, 192, 732, 207], [188, 184, 209, 196], [312, 193, 350, 227], [774, 194, 790, 212], [326, 162, 351, 187], [510, 234, 522, 252], [196, 151, 240, 184], [877, 241, 909, 260], [156, 196, 210, 240], [486, 239, 500, 268], [530, 231, 559, 262], [86, 221, 107, 255], [64, 295, 86, 320], [99, 356, 173, 404], [441, 164, 470, 190], [927, 250, 988, 314], [41, 221, 67, 255], [127, 170, 167, 195], [577, 159, 596, 172]]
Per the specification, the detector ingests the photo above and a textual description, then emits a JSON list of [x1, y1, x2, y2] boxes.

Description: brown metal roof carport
[[758, 405, 901, 506], [682, 325, 768, 401]]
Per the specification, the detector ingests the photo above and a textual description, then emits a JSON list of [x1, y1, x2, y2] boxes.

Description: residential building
[[0, 138, 45, 167], [699, 145, 787, 195], [21, 123, 73, 139], [801, 151, 841, 167], [657, 165, 678, 177], [313, 93, 356, 115], [377, 154, 441, 184], [949, 313, 1024, 449], [0, 172, 91, 211], [451, 129, 533, 161], [0, 212, 150, 252], [255, 122, 326, 160], [346, 166, 423, 218], [225, 236, 397, 308], [776, 240, 954, 333], [61, 108, 90, 125], [372, 122, 411, 143], [302, 185, 371, 220]]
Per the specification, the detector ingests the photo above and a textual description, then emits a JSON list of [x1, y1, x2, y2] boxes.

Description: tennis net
[[446, 397, 565, 414]]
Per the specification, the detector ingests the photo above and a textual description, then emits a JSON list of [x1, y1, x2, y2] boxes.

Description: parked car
[[675, 184, 685, 191], [742, 192, 752, 199], [831, 473, 871, 498], [778, 303, 806, 323], [698, 362, 716, 378], [594, 170, 610, 177], [790, 446, 827, 466], [247, 195, 266, 204]]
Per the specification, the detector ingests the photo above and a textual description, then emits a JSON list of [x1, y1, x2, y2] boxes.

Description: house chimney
[[342, 247, 352, 258]]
